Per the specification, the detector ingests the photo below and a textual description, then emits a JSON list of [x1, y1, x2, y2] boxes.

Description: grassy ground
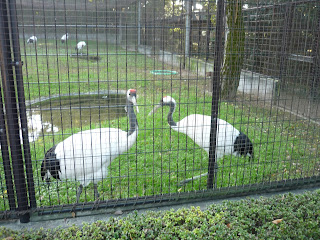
[[0, 39, 319, 209]]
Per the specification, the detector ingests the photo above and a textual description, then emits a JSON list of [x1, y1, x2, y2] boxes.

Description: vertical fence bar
[[0, 1, 30, 223], [8, 0, 36, 209], [0, 0, 17, 213], [207, 0, 225, 189], [0, 88, 16, 211], [0, 1, 16, 211]]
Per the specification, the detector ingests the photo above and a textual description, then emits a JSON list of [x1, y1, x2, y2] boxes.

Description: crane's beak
[[148, 104, 161, 116], [132, 96, 139, 113]]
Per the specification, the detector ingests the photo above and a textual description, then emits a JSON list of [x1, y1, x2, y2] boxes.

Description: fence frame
[[0, 0, 36, 223], [0, 0, 320, 223]]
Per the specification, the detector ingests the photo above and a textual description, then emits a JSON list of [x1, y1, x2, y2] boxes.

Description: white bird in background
[[41, 89, 139, 202], [27, 36, 37, 44], [61, 33, 69, 43], [149, 96, 254, 186], [75, 41, 86, 55]]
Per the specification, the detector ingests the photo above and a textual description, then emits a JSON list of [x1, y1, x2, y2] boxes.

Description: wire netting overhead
[[0, 0, 319, 220]]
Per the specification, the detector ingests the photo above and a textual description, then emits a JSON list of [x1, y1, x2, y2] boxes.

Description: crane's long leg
[[179, 163, 219, 188], [179, 173, 208, 186], [93, 184, 99, 200], [76, 184, 83, 203]]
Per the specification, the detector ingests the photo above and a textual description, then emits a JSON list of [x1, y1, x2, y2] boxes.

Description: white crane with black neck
[[61, 33, 69, 44], [41, 89, 139, 202], [27, 36, 37, 44], [75, 41, 86, 55], [149, 96, 254, 186]]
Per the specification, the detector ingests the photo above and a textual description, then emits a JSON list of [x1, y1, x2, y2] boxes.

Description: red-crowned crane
[[27, 36, 37, 44], [41, 89, 139, 202], [75, 41, 86, 55], [61, 33, 69, 43], [149, 96, 254, 186]]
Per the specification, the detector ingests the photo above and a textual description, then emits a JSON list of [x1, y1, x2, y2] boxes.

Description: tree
[[221, 0, 245, 100]]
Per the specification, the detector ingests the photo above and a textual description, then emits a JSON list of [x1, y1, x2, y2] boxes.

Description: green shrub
[[1, 190, 320, 239]]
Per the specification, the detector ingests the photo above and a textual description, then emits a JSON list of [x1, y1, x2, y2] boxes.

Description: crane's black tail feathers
[[41, 145, 61, 182], [234, 132, 254, 159]]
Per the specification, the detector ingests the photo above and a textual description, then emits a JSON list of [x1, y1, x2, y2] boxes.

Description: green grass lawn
[[0, 40, 319, 209]]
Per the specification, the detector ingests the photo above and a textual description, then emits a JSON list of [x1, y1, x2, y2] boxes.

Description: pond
[[25, 91, 127, 142]]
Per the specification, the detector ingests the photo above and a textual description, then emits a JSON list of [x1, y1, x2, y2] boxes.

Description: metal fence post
[[0, 89, 16, 211], [207, 0, 225, 189], [8, 0, 36, 209], [0, 0, 30, 223]]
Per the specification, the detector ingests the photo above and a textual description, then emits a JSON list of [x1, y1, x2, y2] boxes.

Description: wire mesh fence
[[0, 0, 319, 222]]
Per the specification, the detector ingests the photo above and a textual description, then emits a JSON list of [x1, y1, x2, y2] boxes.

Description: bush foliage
[[1, 190, 320, 239]]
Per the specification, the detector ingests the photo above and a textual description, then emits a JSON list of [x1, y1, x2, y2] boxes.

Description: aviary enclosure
[[0, 0, 319, 222]]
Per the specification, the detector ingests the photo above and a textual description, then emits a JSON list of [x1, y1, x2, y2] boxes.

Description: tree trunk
[[221, 0, 245, 100]]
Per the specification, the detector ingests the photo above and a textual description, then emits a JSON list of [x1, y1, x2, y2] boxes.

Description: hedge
[[1, 190, 320, 239]]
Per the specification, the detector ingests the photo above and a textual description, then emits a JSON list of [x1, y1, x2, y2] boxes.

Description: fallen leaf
[[272, 219, 283, 224]]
